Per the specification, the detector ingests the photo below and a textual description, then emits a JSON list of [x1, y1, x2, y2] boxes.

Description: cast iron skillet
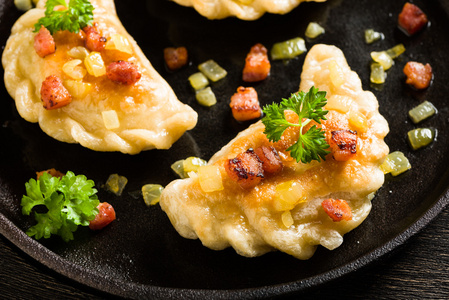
[[1, 0, 449, 298]]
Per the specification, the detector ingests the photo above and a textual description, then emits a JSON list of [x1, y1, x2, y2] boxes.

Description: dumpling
[[2, 0, 197, 154], [172, 0, 326, 20], [160, 44, 389, 259]]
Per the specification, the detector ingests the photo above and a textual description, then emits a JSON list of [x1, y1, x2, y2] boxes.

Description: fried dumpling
[[160, 44, 389, 259], [2, 0, 197, 154], [172, 0, 326, 20]]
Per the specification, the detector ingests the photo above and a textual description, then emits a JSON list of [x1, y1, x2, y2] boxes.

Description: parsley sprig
[[262, 86, 330, 164], [34, 0, 94, 34], [21, 171, 99, 242]]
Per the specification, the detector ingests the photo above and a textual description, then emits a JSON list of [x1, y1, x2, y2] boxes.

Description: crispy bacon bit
[[225, 146, 282, 189], [328, 129, 357, 161], [242, 43, 271, 82], [398, 3, 428, 35], [40, 75, 72, 110], [36, 168, 64, 180], [164, 47, 188, 71], [254, 146, 283, 174], [225, 148, 264, 189], [403, 61, 433, 90], [89, 202, 116, 230], [322, 198, 352, 222], [230, 87, 261, 122], [83, 24, 107, 52], [34, 26, 56, 58], [106, 61, 141, 85]]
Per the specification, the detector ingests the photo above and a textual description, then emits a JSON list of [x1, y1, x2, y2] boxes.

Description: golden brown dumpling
[[172, 0, 326, 20], [2, 0, 197, 154], [160, 44, 389, 259]]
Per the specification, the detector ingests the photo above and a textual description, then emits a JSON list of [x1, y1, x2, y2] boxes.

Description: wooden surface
[[1, 208, 449, 299]]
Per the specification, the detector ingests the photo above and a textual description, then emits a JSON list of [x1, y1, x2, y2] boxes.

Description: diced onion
[[62, 59, 87, 80], [188, 72, 209, 90], [64, 80, 92, 99], [183, 157, 207, 174], [320, 232, 343, 250], [379, 151, 411, 176], [274, 181, 306, 211], [407, 128, 435, 150], [196, 87, 217, 107], [142, 184, 164, 206], [171, 159, 187, 178], [102, 110, 120, 130], [271, 37, 306, 60], [371, 51, 394, 70], [198, 165, 224, 193], [329, 60, 345, 87], [368, 44, 405, 85], [281, 211, 294, 228], [105, 34, 133, 54], [385, 44, 406, 59], [105, 173, 128, 196], [84, 52, 106, 77], [408, 101, 437, 124], [364, 29, 384, 44], [305, 22, 325, 39], [198, 60, 227, 82], [349, 109, 368, 133], [67, 46, 90, 59], [170, 157, 207, 178], [326, 95, 353, 113], [14, 0, 32, 11], [370, 63, 386, 84], [367, 192, 375, 201]]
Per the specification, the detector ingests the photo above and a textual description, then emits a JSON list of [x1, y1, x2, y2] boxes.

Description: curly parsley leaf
[[21, 171, 99, 242], [34, 0, 94, 34], [262, 86, 330, 164]]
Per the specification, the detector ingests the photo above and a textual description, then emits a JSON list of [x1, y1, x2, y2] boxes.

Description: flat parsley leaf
[[34, 0, 94, 34], [262, 86, 330, 164], [21, 171, 99, 242]]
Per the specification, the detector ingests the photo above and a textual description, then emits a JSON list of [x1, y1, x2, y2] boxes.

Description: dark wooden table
[[1, 208, 449, 299]]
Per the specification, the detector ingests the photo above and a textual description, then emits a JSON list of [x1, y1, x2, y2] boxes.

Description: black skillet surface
[[1, 0, 449, 298]]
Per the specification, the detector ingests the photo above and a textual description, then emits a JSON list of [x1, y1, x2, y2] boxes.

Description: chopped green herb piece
[[21, 171, 99, 242], [34, 0, 94, 34], [262, 86, 329, 164]]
